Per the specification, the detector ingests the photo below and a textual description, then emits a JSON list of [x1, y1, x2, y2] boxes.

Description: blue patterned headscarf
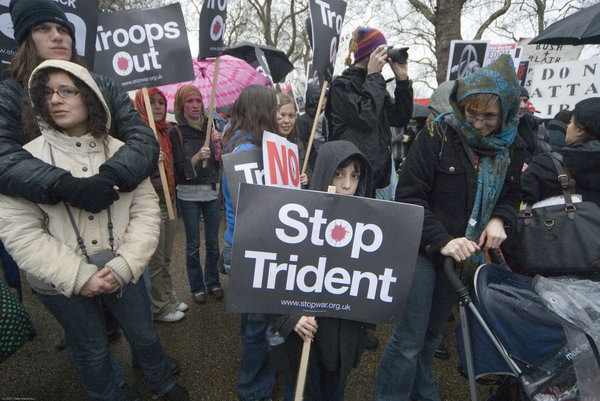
[[449, 55, 520, 265]]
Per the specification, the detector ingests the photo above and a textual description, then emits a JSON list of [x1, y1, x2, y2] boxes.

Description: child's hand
[[294, 316, 318, 341], [300, 173, 308, 186]]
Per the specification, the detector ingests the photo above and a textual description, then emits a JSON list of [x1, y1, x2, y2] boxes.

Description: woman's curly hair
[[23, 67, 108, 140]]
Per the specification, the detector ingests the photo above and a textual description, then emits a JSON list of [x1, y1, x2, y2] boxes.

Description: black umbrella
[[223, 41, 294, 83], [529, 3, 600, 45]]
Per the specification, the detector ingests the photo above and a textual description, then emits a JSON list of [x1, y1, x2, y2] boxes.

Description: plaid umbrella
[[158, 55, 270, 114]]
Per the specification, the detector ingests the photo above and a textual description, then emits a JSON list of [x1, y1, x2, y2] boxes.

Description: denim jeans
[[374, 254, 457, 401], [223, 245, 275, 400], [37, 279, 176, 401], [178, 198, 221, 293], [237, 313, 276, 401], [222, 242, 232, 275]]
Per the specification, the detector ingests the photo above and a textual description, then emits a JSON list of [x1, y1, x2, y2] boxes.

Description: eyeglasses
[[43, 86, 79, 99], [464, 112, 500, 123]]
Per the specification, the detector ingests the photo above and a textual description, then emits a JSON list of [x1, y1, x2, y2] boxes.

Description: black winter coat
[[0, 76, 159, 204], [522, 141, 600, 208], [168, 120, 219, 186], [396, 116, 525, 264], [518, 113, 548, 163], [326, 66, 413, 189]]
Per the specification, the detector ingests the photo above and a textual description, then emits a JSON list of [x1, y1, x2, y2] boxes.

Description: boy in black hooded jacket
[[270, 140, 373, 401]]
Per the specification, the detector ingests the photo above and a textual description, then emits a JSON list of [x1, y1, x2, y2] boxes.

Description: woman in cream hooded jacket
[[0, 60, 191, 400], [0, 59, 160, 297]]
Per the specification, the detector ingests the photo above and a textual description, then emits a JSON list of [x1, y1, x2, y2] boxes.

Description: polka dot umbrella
[[158, 55, 271, 115]]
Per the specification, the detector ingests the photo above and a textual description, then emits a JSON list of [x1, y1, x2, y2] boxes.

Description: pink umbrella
[[158, 55, 271, 114]]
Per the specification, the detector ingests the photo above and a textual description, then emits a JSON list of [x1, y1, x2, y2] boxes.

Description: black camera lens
[[387, 47, 409, 64]]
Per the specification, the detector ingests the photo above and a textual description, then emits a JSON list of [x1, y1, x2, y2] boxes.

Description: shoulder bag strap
[[549, 152, 577, 220], [48, 143, 115, 261], [175, 125, 184, 147]]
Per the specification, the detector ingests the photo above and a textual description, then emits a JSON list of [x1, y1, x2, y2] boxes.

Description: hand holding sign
[[294, 316, 318, 341], [192, 146, 211, 165]]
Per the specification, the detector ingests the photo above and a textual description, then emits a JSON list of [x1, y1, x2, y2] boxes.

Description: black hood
[[561, 140, 600, 192], [309, 140, 372, 196], [304, 83, 321, 117]]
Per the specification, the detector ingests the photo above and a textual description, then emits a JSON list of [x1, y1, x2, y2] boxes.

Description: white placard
[[530, 58, 600, 118]]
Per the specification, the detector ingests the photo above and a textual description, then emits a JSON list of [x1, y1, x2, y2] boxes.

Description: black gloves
[[52, 173, 120, 213]]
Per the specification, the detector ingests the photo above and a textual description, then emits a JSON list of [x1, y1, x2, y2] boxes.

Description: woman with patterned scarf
[[133, 88, 188, 322], [374, 55, 525, 401]]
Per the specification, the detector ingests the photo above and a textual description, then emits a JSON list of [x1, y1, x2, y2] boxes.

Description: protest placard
[[518, 38, 582, 91], [483, 43, 518, 67], [222, 149, 264, 212], [517, 60, 529, 87], [0, 0, 98, 74], [308, 0, 347, 86], [530, 58, 600, 119], [227, 184, 423, 324], [263, 131, 301, 189], [93, 3, 193, 91], [198, 0, 227, 60], [446, 40, 489, 81]]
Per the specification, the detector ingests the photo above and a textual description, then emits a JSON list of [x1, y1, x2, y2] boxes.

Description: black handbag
[[516, 153, 600, 275]]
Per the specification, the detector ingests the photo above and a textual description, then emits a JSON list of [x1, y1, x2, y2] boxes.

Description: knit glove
[[52, 174, 119, 213]]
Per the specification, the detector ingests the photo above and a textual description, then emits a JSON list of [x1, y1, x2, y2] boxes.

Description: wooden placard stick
[[202, 56, 222, 168], [301, 81, 329, 176], [293, 185, 336, 401], [141, 87, 175, 221]]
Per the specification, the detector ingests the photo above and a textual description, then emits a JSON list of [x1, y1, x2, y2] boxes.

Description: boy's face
[[332, 163, 360, 195]]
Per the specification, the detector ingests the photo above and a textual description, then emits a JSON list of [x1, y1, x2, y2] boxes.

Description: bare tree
[[225, 0, 311, 65], [388, 0, 512, 84], [98, 0, 165, 12]]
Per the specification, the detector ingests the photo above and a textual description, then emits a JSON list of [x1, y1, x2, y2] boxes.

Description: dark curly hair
[[22, 67, 108, 140]]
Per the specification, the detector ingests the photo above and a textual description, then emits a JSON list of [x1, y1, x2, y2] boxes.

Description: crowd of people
[[1, 0, 600, 401]]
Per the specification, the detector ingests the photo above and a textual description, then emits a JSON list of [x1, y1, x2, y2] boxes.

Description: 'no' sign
[[262, 131, 301, 189]]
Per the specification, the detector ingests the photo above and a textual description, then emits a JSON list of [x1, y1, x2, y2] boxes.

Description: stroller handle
[[443, 257, 470, 297]]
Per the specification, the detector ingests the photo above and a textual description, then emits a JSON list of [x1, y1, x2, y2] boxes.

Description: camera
[[387, 47, 409, 64]]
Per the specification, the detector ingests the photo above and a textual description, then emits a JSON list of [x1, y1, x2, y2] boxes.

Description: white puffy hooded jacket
[[0, 60, 160, 296]]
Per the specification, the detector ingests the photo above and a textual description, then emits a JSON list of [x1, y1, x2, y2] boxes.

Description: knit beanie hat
[[345, 27, 387, 65], [9, 0, 75, 45], [519, 86, 529, 99], [572, 97, 600, 138]]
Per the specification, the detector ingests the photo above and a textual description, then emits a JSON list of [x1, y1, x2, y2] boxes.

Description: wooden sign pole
[[301, 81, 329, 176], [141, 87, 175, 221], [293, 185, 336, 401], [202, 56, 222, 168]]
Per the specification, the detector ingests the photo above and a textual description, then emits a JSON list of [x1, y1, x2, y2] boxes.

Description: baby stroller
[[446, 255, 600, 401]]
